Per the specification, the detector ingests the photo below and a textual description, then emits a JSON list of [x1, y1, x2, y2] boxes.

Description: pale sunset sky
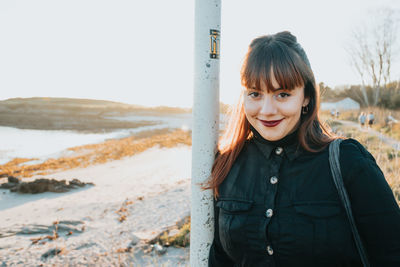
[[0, 0, 399, 108]]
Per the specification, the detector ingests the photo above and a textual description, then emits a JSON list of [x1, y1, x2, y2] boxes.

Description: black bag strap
[[329, 139, 371, 267]]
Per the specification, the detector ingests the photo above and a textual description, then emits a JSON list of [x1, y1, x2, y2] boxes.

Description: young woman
[[207, 31, 400, 266]]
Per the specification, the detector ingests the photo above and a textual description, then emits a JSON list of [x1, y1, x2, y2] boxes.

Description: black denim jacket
[[209, 131, 400, 267]]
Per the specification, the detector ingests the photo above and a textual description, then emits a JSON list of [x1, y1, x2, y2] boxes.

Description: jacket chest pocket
[[292, 202, 350, 258], [216, 199, 253, 256]]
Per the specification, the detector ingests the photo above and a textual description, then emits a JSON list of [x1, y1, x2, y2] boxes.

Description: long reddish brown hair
[[205, 31, 335, 197]]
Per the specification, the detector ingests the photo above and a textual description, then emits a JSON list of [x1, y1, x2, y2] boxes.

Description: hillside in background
[[0, 97, 191, 115], [0, 97, 190, 132]]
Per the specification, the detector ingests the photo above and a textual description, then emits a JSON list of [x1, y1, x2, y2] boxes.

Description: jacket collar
[[250, 126, 303, 161]]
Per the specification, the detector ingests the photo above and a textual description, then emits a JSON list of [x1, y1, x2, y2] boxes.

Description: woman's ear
[[303, 97, 310, 107]]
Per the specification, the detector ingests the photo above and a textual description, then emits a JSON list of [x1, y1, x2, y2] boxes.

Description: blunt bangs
[[241, 41, 307, 92]]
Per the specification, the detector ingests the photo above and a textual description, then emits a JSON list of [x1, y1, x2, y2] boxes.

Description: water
[[0, 114, 193, 165], [0, 112, 229, 165], [0, 126, 127, 164]]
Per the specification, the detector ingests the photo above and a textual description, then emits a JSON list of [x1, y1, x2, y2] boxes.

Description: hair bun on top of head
[[267, 31, 312, 70], [274, 31, 297, 45]]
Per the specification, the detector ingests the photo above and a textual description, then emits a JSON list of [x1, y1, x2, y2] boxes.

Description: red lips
[[259, 119, 283, 127]]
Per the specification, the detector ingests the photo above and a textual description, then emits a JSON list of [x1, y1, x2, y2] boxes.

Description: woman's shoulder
[[337, 138, 382, 182], [339, 138, 374, 161]]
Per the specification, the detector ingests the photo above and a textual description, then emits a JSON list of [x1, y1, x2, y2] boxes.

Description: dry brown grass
[[0, 129, 192, 178], [116, 199, 134, 223]]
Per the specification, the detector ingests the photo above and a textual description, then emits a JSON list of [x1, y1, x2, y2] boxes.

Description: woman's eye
[[276, 92, 290, 99], [248, 92, 260, 98]]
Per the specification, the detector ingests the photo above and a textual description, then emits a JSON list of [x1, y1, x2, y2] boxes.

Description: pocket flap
[[294, 203, 342, 218], [216, 199, 253, 212]]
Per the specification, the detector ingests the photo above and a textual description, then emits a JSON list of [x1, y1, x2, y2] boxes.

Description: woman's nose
[[259, 96, 277, 115]]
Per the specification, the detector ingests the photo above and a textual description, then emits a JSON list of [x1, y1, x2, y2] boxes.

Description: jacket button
[[265, 209, 273, 218], [275, 147, 283, 155], [270, 176, 278, 184], [267, 245, 274, 255]]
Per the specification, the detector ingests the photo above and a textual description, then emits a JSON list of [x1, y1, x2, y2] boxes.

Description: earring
[[302, 105, 309, 114]]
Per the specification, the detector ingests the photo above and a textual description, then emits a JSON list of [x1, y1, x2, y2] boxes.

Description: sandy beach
[[0, 132, 192, 266]]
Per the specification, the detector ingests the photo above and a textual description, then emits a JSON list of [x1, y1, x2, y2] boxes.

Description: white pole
[[191, 0, 221, 266]]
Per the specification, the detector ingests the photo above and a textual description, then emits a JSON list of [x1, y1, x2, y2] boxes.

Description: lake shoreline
[[0, 128, 192, 178]]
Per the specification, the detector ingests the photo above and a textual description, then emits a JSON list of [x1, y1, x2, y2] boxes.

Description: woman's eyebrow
[[248, 86, 284, 91], [247, 86, 285, 92]]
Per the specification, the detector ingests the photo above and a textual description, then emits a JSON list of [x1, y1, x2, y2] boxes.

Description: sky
[[0, 0, 399, 108]]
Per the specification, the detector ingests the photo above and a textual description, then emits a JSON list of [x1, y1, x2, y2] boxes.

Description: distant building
[[321, 97, 360, 111]]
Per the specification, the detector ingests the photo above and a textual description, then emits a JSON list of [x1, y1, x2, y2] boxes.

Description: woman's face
[[243, 74, 309, 141]]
